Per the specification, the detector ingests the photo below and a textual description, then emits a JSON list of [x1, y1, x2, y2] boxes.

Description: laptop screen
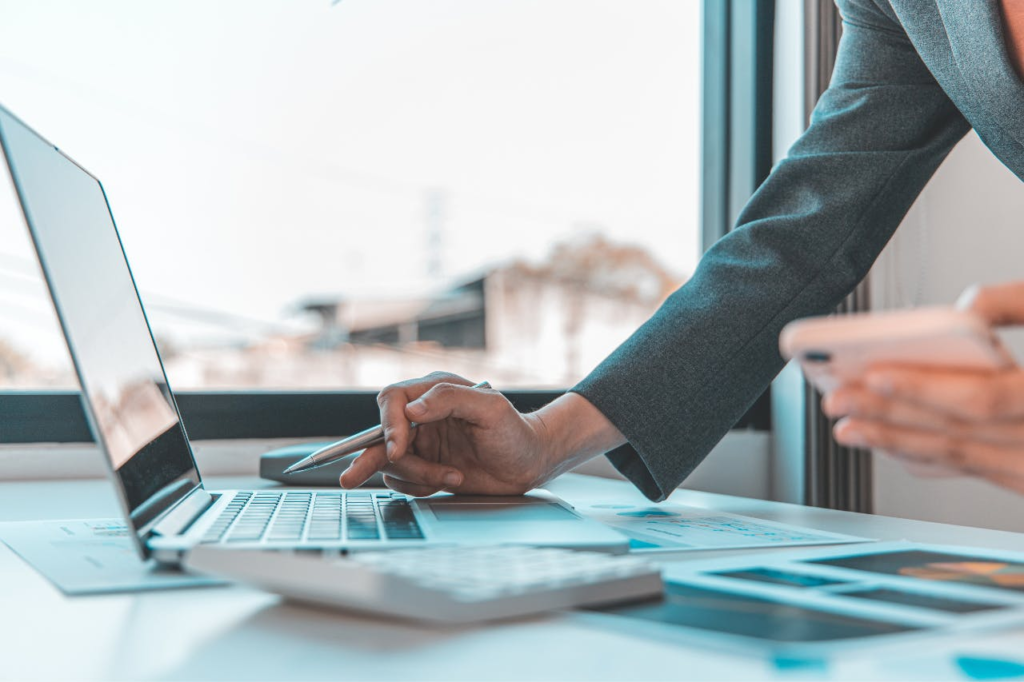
[[0, 107, 201, 555]]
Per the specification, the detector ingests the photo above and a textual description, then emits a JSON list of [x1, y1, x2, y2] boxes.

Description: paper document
[[0, 519, 225, 595], [580, 503, 869, 552]]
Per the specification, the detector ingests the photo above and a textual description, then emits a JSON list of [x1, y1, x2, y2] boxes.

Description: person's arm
[[343, 0, 972, 499], [572, 0, 971, 500]]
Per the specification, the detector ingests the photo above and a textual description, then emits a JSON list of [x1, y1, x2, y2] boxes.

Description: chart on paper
[[581, 504, 869, 552]]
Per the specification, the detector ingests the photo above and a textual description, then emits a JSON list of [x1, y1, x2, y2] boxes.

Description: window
[[0, 1, 702, 392]]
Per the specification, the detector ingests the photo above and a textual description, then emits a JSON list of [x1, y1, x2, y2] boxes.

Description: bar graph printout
[[580, 504, 869, 552]]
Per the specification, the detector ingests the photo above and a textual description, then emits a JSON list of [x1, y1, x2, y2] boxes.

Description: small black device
[[259, 443, 385, 487]]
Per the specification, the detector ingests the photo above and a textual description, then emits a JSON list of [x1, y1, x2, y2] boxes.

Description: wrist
[[525, 392, 626, 486]]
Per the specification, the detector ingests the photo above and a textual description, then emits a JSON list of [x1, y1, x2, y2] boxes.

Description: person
[[340, 0, 1024, 501]]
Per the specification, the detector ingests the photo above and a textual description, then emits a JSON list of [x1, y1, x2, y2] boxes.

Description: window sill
[[0, 438, 323, 482], [0, 431, 772, 499]]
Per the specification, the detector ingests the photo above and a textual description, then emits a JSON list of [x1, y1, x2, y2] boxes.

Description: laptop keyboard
[[200, 491, 424, 545]]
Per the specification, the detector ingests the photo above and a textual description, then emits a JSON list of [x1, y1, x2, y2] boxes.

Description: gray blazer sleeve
[[571, 0, 971, 502]]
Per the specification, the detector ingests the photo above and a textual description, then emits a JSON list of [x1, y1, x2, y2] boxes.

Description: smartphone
[[780, 307, 1015, 393]]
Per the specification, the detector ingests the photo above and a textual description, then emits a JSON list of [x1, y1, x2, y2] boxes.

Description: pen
[[283, 380, 492, 475]]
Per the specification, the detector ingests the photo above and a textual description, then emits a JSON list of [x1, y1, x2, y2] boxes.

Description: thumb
[[405, 383, 502, 425], [957, 281, 1024, 327]]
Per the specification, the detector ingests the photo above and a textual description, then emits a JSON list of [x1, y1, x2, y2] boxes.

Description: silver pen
[[283, 380, 492, 475]]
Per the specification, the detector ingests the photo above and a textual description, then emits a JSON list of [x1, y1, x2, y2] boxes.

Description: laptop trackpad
[[426, 500, 578, 522]]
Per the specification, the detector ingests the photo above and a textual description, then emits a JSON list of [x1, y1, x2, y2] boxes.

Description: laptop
[[0, 105, 628, 564]]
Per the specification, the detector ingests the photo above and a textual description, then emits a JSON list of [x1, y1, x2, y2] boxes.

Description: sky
[[0, 0, 702, 373]]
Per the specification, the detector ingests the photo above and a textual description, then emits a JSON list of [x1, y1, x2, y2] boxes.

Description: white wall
[[573, 431, 772, 500], [870, 132, 1024, 532]]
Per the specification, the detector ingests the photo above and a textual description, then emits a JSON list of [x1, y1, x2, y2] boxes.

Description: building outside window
[[0, 1, 701, 392]]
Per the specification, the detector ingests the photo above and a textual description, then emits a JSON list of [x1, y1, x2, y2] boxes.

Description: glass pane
[[0, 1, 701, 390]]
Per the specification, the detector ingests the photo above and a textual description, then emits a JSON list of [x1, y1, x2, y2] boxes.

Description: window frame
[[0, 389, 770, 445], [702, 0, 775, 249], [1, 0, 775, 449]]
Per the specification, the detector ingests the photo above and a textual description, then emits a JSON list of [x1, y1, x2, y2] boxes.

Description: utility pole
[[424, 187, 446, 280]]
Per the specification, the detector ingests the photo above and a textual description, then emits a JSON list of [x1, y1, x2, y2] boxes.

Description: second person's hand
[[822, 281, 1024, 494]]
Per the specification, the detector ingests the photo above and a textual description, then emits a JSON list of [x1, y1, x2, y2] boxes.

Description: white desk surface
[[2, 473, 1023, 681]]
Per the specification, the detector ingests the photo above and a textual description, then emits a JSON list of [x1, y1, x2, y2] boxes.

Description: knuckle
[[485, 391, 513, 416], [431, 382, 456, 399], [426, 371, 474, 387]]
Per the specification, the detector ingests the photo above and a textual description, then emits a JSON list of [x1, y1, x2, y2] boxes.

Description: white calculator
[[186, 544, 663, 624]]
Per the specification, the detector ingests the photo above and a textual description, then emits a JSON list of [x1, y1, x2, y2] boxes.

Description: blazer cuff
[[603, 442, 668, 502], [568, 387, 672, 502]]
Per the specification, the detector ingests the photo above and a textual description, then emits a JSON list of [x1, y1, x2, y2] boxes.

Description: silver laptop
[[0, 105, 628, 564]]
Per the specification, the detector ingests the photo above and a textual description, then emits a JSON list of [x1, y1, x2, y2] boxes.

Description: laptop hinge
[[149, 487, 216, 538]]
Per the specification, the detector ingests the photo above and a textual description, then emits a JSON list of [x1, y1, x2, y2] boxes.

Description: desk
[[2, 474, 1023, 681]]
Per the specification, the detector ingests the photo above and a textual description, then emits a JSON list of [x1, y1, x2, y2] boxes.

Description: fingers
[[339, 447, 465, 493], [339, 444, 388, 489], [378, 372, 473, 463], [958, 281, 1024, 326], [405, 382, 505, 425], [892, 454, 964, 479], [834, 417, 1019, 478], [902, 463, 963, 478], [862, 367, 1024, 422], [382, 475, 444, 497], [383, 454, 463, 490], [823, 387, 952, 431], [839, 420, 1024, 494], [824, 385, 1024, 446]]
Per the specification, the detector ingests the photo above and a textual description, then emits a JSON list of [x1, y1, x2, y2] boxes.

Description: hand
[[338, 372, 553, 496], [339, 372, 626, 497], [822, 282, 1024, 495]]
